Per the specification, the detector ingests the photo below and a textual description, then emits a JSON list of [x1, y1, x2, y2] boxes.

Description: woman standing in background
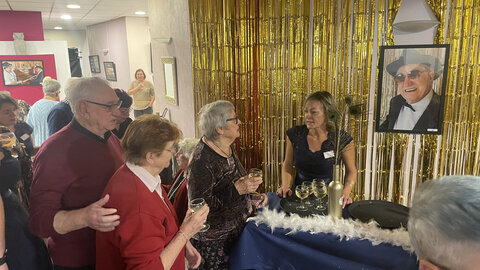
[[128, 69, 155, 118]]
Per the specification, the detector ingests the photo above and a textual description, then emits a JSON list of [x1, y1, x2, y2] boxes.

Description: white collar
[[126, 162, 162, 193], [408, 90, 433, 111]]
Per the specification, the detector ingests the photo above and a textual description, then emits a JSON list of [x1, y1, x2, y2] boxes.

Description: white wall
[[87, 18, 130, 90], [0, 40, 71, 99], [44, 29, 91, 77], [125, 17, 152, 83], [147, 0, 196, 137]]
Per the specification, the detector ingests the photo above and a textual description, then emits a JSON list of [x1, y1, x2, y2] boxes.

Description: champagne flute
[[189, 198, 210, 232], [312, 179, 327, 210], [302, 181, 313, 205], [295, 185, 309, 211], [248, 168, 263, 205]]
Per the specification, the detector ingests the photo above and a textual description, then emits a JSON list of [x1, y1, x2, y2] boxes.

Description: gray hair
[[198, 100, 235, 140], [408, 175, 480, 269], [42, 79, 61, 96], [177, 138, 199, 159], [66, 77, 110, 115]]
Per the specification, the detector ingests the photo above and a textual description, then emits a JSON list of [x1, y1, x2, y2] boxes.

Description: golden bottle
[[328, 164, 343, 218]]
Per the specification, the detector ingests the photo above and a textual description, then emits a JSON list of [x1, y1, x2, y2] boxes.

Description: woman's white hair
[[177, 138, 199, 159], [66, 77, 110, 115], [198, 100, 235, 140], [408, 175, 480, 269], [42, 79, 61, 96]]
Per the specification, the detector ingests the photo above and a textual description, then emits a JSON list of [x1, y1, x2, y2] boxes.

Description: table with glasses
[[228, 193, 418, 270]]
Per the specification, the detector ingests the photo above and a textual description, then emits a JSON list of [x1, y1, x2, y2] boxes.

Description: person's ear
[[215, 126, 224, 135], [77, 101, 89, 119], [419, 259, 440, 270]]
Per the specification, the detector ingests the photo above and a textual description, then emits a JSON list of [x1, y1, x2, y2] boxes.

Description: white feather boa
[[248, 208, 414, 253]]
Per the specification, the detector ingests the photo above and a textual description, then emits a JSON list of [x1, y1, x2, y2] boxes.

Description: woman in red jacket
[[96, 115, 209, 270]]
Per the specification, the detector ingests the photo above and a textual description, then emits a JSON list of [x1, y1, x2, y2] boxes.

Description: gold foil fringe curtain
[[189, 0, 480, 204]]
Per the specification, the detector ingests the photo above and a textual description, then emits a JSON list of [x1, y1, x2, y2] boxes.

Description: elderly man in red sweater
[[28, 77, 124, 270]]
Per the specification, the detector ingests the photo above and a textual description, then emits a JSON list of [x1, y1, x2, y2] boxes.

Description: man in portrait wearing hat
[[380, 49, 444, 132], [29, 65, 45, 85]]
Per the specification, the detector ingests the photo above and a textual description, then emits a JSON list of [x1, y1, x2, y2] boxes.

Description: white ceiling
[[1, 0, 148, 30]]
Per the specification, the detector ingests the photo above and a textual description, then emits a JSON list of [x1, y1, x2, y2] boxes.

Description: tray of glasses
[[279, 195, 328, 217]]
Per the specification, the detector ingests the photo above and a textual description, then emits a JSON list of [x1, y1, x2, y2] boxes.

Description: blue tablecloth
[[229, 193, 418, 270]]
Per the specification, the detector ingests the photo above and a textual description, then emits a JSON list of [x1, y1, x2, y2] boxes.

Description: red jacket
[[96, 164, 185, 270]]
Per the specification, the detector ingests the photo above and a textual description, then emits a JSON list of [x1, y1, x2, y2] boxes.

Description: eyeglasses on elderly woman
[[226, 116, 239, 124]]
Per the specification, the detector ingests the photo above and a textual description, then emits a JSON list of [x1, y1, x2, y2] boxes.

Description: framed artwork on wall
[[1, 59, 45, 86], [103, 61, 117, 81], [375, 44, 450, 135], [161, 57, 178, 105], [89, 55, 101, 73]]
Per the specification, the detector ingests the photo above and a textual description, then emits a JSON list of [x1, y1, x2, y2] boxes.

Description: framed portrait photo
[[103, 61, 117, 81], [1, 59, 45, 86], [89, 55, 101, 73], [375, 44, 450, 135]]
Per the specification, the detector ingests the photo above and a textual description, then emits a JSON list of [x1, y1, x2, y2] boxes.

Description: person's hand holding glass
[[248, 168, 268, 208], [189, 198, 210, 232], [0, 125, 18, 158]]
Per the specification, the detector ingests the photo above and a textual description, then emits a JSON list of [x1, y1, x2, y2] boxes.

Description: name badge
[[324, 150, 334, 159]]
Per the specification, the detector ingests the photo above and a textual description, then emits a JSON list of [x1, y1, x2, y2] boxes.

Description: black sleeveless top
[[286, 125, 353, 187]]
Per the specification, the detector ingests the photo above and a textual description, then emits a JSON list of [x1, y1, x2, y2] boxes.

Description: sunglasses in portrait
[[226, 116, 239, 124], [393, 69, 428, 83], [85, 100, 122, 112]]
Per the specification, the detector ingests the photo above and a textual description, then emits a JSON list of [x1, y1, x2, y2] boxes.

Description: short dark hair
[[0, 92, 18, 110], [305, 91, 339, 132], [114, 89, 133, 108], [135, 69, 146, 80], [122, 114, 182, 166]]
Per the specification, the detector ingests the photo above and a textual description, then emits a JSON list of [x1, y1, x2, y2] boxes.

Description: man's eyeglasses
[[393, 69, 428, 83], [85, 100, 122, 112], [226, 116, 239, 124]]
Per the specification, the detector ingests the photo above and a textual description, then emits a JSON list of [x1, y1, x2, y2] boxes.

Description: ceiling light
[[54, 26, 63, 30], [135, 11, 146, 15], [67, 4, 81, 9], [61, 14, 72, 20]]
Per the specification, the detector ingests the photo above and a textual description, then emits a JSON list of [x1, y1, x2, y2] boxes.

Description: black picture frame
[[103, 61, 117, 81], [89, 55, 101, 73], [1, 60, 45, 86], [375, 44, 450, 135]]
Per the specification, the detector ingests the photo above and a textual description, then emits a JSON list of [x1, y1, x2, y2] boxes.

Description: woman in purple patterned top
[[187, 100, 266, 270]]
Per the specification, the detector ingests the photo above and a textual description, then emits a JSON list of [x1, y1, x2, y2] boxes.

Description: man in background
[[380, 49, 444, 132], [408, 175, 480, 270], [29, 77, 124, 269]]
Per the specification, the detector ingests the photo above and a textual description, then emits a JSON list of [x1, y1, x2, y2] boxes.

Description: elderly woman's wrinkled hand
[[181, 204, 209, 238], [234, 176, 263, 195]]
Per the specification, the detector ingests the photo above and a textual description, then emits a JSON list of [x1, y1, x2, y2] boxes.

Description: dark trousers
[[54, 265, 95, 270], [133, 106, 153, 118]]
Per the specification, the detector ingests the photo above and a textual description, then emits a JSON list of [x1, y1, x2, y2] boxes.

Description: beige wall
[[147, 0, 196, 137], [125, 17, 152, 83]]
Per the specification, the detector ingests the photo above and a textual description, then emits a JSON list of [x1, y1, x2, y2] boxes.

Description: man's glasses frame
[[393, 69, 428, 83], [85, 100, 122, 112]]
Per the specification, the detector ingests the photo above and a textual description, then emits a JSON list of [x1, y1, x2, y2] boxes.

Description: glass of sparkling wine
[[312, 179, 327, 211], [295, 185, 309, 211], [0, 126, 18, 158], [248, 168, 263, 204], [302, 181, 313, 205], [189, 198, 210, 232]]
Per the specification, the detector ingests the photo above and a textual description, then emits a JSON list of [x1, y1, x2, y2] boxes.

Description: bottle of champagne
[[328, 164, 343, 218]]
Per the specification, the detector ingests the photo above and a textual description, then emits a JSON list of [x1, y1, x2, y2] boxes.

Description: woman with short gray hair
[[187, 100, 266, 269]]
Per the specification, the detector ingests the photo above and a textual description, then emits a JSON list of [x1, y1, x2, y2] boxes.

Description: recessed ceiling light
[[61, 14, 72, 20], [54, 26, 63, 30], [67, 4, 80, 9], [135, 11, 146, 15]]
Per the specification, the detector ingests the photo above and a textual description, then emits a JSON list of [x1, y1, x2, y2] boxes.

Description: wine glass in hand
[[189, 198, 210, 232], [295, 185, 309, 211], [0, 126, 18, 158], [248, 168, 263, 204]]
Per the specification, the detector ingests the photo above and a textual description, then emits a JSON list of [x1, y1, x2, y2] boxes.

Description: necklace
[[209, 138, 232, 165]]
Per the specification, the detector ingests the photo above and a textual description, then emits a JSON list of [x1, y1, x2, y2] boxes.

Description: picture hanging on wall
[[1, 59, 45, 86], [375, 44, 450, 135], [103, 61, 117, 81], [89, 55, 101, 73]]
